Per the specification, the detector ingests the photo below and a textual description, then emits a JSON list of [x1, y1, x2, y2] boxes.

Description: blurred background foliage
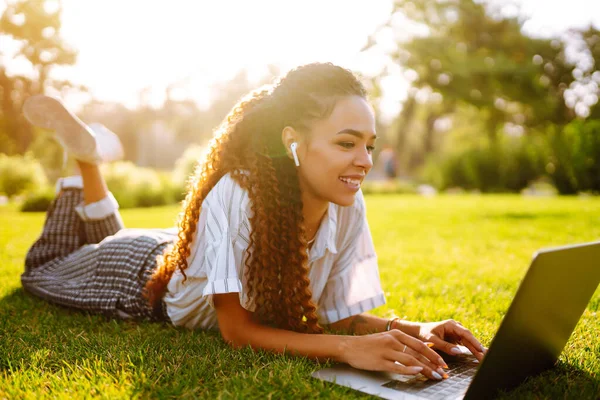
[[1, 0, 599, 211], [366, 0, 600, 194]]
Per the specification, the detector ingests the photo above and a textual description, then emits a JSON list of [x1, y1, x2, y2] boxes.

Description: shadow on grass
[[496, 361, 600, 399], [0, 288, 342, 398], [485, 212, 572, 220], [1, 288, 598, 399]]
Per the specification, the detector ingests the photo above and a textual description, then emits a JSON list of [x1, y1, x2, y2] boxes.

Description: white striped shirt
[[163, 173, 386, 330]]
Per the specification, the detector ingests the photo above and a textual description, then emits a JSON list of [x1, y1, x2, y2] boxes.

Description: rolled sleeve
[[188, 176, 248, 309], [201, 222, 244, 307], [75, 192, 120, 221], [164, 173, 252, 329]]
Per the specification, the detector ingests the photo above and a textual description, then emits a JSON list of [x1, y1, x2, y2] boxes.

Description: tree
[[0, 0, 77, 153], [365, 0, 579, 172], [576, 26, 600, 120], [76, 68, 280, 169]]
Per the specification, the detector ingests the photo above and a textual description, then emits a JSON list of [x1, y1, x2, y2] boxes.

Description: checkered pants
[[21, 188, 173, 321]]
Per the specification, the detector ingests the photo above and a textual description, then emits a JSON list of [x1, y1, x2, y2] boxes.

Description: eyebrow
[[336, 129, 378, 140]]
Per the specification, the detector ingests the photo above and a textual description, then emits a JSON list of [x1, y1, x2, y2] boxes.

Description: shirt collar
[[308, 202, 338, 263]]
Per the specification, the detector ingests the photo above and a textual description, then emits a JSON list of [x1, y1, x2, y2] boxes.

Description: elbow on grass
[[219, 326, 252, 350]]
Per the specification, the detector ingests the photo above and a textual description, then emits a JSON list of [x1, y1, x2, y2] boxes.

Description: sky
[[2, 0, 600, 116], [53, 0, 393, 109]]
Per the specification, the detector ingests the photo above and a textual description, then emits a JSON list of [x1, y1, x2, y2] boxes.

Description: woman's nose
[[354, 148, 373, 170]]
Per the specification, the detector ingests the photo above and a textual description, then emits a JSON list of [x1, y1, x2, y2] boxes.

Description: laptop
[[312, 240, 600, 399]]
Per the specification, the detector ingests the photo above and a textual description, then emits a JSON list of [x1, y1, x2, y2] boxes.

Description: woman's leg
[[20, 95, 172, 321], [22, 180, 171, 321], [23, 95, 126, 271], [78, 160, 108, 204], [76, 160, 125, 244], [24, 184, 85, 273], [23, 172, 124, 273]]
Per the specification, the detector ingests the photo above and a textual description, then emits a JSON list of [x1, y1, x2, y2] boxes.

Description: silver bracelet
[[386, 317, 400, 331]]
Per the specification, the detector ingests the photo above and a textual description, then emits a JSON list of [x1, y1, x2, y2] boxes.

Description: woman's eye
[[339, 142, 376, 153]]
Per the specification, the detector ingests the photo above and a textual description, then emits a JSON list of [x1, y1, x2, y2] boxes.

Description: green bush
[[545, 120, 600, 194], [172, 145, 206, 192], [101, 162, 177, 208], [19, 160, 187, 211], [0, 153, 48, 197], [20, 187, 55, 212], [361, 180, 418, 195], [27, 128, 68, 183], [422, 136, 546, 193]]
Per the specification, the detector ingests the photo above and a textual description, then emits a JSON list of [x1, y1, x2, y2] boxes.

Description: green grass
[[1, 195, 599, 399]]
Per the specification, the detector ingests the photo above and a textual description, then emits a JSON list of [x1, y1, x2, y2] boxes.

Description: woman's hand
[[340, 330, 450, 380], [415, 319, 487, 362]]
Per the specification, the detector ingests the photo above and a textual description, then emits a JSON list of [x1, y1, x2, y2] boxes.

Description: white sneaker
[[23, 95, 124, 164], [88, 122, 124, 163]]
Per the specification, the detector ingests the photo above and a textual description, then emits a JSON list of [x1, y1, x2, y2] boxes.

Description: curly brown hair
[[145, 63, 367, 333]]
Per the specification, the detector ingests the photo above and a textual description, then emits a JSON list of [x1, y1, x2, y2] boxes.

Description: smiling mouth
[[339, 177, 362, 185]]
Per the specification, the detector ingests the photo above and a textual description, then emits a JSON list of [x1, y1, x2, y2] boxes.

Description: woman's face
[[295, 95, 377, 208]]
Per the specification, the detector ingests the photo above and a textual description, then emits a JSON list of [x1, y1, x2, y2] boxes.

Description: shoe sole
[[22, 95, 96, 158]]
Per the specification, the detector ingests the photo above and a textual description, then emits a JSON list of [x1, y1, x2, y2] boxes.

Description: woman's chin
[[330, 194, 356, 208]]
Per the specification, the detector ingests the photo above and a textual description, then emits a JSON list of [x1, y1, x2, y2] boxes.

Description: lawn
[[1, 194, 599, 399]]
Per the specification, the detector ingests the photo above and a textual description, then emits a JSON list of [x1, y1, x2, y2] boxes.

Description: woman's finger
[[385, 350, 446, 381], [449, 324, 487, 361], [403, 347, 448, 378], [384, 360, 424, 376], [427, 332, 485, 362], [451, 324, 485, 353], [454, 338, 486, 362], [426, 334, 465, 356], [388, 330, 447, 368]]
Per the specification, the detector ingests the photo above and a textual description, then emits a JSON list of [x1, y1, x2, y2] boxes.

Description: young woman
[[22, 63, 486, 382]]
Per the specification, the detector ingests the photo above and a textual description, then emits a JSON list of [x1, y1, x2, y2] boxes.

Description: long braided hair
[[145, 63, 367, 333]]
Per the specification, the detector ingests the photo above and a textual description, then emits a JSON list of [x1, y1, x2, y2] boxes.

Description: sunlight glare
[[54, 0, 392, 108]]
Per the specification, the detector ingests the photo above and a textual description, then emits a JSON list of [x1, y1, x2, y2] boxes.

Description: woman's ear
[[281, 126, 297, 159]]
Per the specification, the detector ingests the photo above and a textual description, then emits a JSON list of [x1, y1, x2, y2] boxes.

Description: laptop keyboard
[[382, 362, 477, 399]]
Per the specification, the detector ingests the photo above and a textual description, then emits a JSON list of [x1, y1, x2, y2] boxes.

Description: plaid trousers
[[21, 188, 173, 321]]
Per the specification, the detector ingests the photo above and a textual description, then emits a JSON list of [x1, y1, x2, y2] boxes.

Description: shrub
[[422, 136, 546, 193], [545, 120, 600, 194], [361, 180, 418, 195], [172, 145, 207, 192], [0, 153, 48, 197], [27, 128, 68, 183], [101, 162, 177, 208], [20, 187, 55, 212]]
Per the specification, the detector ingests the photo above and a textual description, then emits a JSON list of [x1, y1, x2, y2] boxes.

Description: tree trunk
[[394, 94, 417, 176], [486, 109, 503, 143]]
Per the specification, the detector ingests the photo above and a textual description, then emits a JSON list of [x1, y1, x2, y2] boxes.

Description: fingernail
[[442, 363, 449, 369], [407, 366, 424, 373], [425, 342, 435, 348], [443, 373, 449, 379], [480, 345, 486, 352], [450, 347, 461, 354], [473, 359, 480, 364], [436, 367, 445, 375], [431, 371, 443, 380]]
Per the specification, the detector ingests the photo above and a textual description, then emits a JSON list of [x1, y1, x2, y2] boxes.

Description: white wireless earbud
[[290, 142, 300, 167]]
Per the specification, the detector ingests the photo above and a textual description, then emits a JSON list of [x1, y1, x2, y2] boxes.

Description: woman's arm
[[213, 293, 448, 379], [330, 313, 486, 362], [214, 292, 346, 361], [329, 313, 422, 336], [327, 313, 401, 335]]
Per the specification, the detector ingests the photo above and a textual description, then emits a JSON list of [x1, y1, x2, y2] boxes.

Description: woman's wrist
[[335, 335, 355, 363], [391, 319, 421, 338]]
